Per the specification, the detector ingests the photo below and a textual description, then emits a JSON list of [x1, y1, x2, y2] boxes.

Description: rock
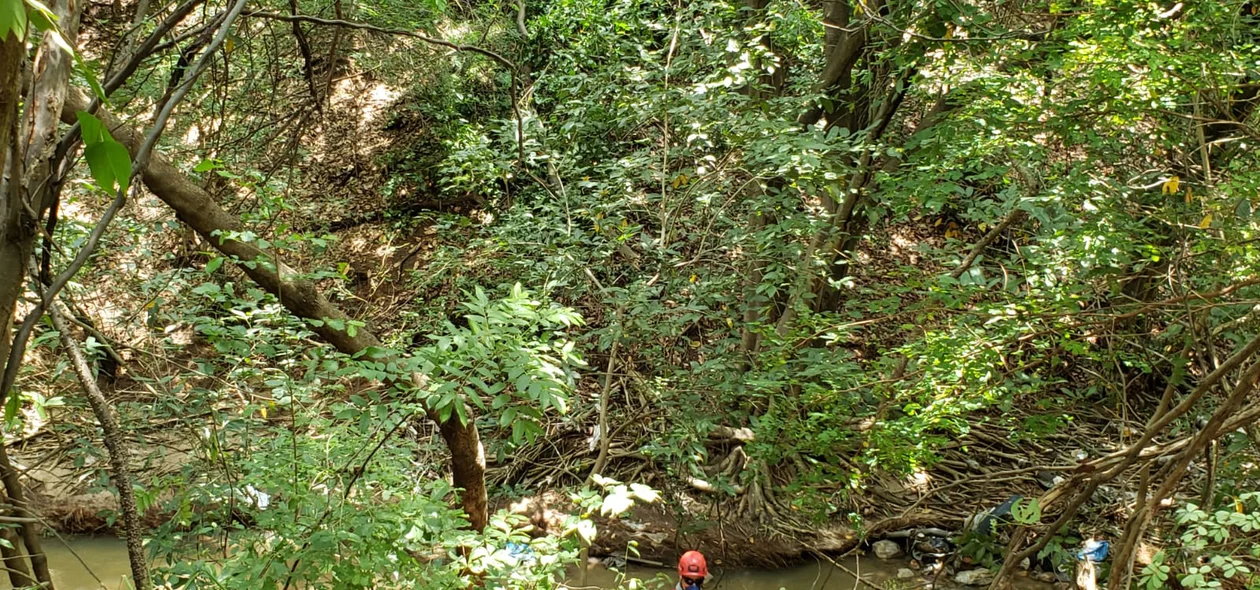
[[954, 568, 995, 586], [897, 568, 917, 580], [602, 555, 627, 569], [1035, 571, 1059, 583], [873, 539, 904, 559]]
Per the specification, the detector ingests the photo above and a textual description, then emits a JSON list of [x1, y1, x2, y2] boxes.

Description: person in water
[[677, 550, 708, 590]]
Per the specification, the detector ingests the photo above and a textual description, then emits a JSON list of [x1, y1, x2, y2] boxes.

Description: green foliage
[[76, 111, 133, 195], [13, 0, 1260, 583], [412, 283, 586, 439], [0, 0, 26, 41], [1137, 495, 1260, 590]]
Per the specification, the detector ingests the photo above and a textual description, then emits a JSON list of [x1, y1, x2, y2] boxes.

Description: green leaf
[[84, 142, 116, 193], [204, 257, 224, 274], [629, 483, 659, 503], [0, 0, 27, 41], [576, 520, 596, 544], [104, 140, 131, 191], [600, 489, 635, 516], [27, 7, 53, 32], [84, 139, 131, 194], [76, 111, 107, 145], [43, 28, 74, 55], [3, 389, 19, 425], [1012, 497, 1042, 524], [75, 54, 106, 100]]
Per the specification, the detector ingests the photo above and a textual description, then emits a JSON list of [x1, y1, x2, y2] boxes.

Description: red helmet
[[678, 550, 708, 579]]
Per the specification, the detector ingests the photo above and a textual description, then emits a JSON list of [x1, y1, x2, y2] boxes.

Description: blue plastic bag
[[1076, 539, 1109, 563], [506, 542, 537, 564]]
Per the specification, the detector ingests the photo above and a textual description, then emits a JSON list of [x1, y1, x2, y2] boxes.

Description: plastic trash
[[506, 542, 537, 564], [1076, 539, 1109, 563], [967, 495, 1022, 536], [243, 484, 271, 510], [909, 532, 952, 566]]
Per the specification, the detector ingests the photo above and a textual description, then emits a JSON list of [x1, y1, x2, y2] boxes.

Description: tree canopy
[[2, 0, 1260, 588]]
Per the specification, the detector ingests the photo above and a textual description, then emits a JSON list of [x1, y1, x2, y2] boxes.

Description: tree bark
[[798, 0, 882, 127], [1, 22, 59, 590], [0, 523, 31, 587], [60, 90, 490, 531], [0, 17, 28, 396], [49, 306, 149, 589]]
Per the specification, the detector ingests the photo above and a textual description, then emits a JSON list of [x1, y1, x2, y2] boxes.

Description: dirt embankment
[[27, 481, 866, 567]]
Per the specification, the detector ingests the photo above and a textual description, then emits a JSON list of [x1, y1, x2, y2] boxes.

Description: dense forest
[[2, 0, 1260, 588]]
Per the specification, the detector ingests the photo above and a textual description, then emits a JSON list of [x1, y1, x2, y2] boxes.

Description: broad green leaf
[[102, 139, 132, 193], [76, 111, 107, 145], [0, 0, 27, 41], [24, 0, 56, 19], [576, 520, 596, 544], [83, 142, 116, 192], [3, 388, 19, 425], [1235, 199, 1252, 220], [27, 6, 53, 32], [629, 483, 659, 503], [600, 489, 634, 516]]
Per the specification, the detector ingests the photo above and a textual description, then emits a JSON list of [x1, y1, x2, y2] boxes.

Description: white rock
[[873, 540, 904, 559], [955, 568, 995, 586], [897, 568, 917, 580]]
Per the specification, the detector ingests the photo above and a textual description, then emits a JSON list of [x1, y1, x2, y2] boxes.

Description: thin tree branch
[[238, 10, 527, 164], [241, 10, 517, 70], [48, 304, 149, 589], [950, 207, 1025, 279], [1, 0, 251, 402]]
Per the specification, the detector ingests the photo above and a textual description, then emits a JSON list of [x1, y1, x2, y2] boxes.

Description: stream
[[0, 536, 1055, 590]]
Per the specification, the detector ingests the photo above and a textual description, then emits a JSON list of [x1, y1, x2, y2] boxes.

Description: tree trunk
[[0, 518, 33, 588], [2, 24, 59, 590], [0, 442, 53, 588], [0, 18, 28, 394], [49, 306, 149, 589], [798, 0, 882, 127], [59, 90, 490, 530], [739, 210, 768, 357], [1, 2, 85, 586]]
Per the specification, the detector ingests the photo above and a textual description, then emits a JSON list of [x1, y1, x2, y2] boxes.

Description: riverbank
[[5, 534, 1058, 590]]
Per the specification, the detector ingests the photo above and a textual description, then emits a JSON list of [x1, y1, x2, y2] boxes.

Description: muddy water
[[576, 556, 911, 590], [0, 536, 133, 590], [577, 558, 1056, 590], [3, 539, 912, 590], [4, 536, 1053, 590]]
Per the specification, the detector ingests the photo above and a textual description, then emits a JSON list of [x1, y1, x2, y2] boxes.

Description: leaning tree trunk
[[59, 90, 491, 531]]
